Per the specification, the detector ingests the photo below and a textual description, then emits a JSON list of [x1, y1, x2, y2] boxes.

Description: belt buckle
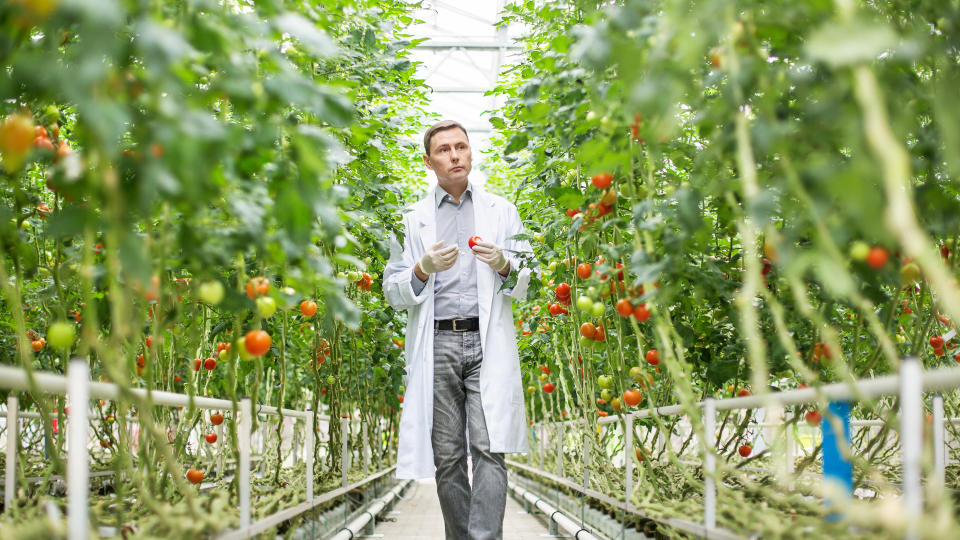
[[452, 318, 468, 332]]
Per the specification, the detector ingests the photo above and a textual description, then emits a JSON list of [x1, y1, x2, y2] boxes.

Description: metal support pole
[[305, 412, 314, 501], [216, 421, 224, 480], [786, 412, 796, 475], [581, 419, 588, 528], [538, 422, 545, 471], [5, 395, 18, 510], [703, 398, 716, 532], [238, 398, 252, 531], [900, 357, 922, 540], [341, 416, 349, 488], [932, 394, 946, 489], [623, 412, 634, 540], [363, 425, 370, 476], [67, 359, 89, 540]]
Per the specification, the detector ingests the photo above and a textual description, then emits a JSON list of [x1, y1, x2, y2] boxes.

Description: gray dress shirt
[[411, 183, 507, 319]]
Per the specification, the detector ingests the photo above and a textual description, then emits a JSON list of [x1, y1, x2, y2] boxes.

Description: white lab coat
[[383, 184, 532, 479]]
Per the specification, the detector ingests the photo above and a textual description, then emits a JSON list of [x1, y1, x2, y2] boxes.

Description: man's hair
[[423, 120, 468, 155]]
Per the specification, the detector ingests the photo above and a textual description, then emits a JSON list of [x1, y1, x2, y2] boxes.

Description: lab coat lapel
[[416, 187, 437, 254], [473, 187, 497, 344]]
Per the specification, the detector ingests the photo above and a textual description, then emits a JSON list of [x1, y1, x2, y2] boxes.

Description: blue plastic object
[[821, 401, 853, 521]]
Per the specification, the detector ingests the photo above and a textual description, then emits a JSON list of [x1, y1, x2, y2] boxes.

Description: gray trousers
[[432, 329, 507, 540]]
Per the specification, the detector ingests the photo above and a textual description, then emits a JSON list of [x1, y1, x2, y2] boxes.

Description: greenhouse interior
[[0, 0, 958, 538]]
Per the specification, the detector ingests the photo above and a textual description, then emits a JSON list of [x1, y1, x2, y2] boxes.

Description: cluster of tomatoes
[[563, 172, 618, 231]]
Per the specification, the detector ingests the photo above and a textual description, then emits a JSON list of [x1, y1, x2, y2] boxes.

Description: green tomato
[[326, 375, 336, 385], [896, 333, 907, 344], [600, 388, 613, 402], [47, 321, 76, 350], [586, 110, 598, 122], [591, 302, 605, 318], [533, 233, 545, 243], [586, 286, 599, 299], [578, 336, 594, 349], [597, 375, 613, 389], [576, 296, 593, 313], [197, 281, 224, 305], [219, 349, 229, 362], [235, 339, 253, 361], [548, 261, 558, 273], [629, 366, 644, 381], [256, 296, 277, 318], [849, 241, 870, 261]]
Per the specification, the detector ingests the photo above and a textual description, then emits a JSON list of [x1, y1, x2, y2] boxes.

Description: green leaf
[[806, 20, 898, 67], [273, 13, 338, 58]]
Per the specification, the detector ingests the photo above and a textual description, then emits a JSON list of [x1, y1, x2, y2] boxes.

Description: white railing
[[0, 361, 393, 539], [518, 360, 960, 539]]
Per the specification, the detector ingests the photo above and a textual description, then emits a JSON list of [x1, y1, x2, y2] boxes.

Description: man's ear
[[423, 154, 434, 171]]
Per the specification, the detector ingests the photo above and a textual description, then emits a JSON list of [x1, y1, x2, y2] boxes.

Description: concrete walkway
[[374, 475, 551, 539]]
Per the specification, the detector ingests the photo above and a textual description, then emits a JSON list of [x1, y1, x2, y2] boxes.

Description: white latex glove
[[471, 240, 509, 273], [419, 241, 459, 274]]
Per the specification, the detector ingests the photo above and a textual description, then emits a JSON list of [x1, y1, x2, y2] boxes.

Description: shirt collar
[[435, 182, 473, 207]]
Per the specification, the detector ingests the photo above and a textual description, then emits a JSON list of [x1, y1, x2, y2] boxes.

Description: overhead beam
[[414, 41, 521, 51]]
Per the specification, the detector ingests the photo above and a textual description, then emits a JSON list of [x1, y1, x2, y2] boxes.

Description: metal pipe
[[238, 398, 251, 530], [305, 412, 314, 501], [67, 360, 89, 540], [328, 480, 410, 540], [508, 480, 601, 540], [900, 358, 922, 540], [5, 395, 18, 508], [933, 395, 946, 489], [341, 416, 349, 487], [703, 398, 716, 531]]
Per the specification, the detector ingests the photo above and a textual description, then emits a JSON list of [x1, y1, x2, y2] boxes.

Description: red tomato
[[738, 445, 752, 458], [805, 410, 821, 426], [576, 263, 592, 280], [205, 433, 217, 444], [193, 358, 201, 371], [137, 354, 146, 368], [186, 469, 204, 484], [31, 339, 44, 352], [865, 247, 888, 269], [632, 303, 650, 322], [930, 336, 945, 348], [591, 172, 613, 189], [145, 335, 154, 348], [645, 349, 659, 365], [245, 276, 270, 299], [737, 389, 751, 397], [623, 389, 642, 407], [549, 303, 563, 316], [580, 322, 596, 338], [210, 413, 224, 425], [468, 236, 482, 249], [565, 209, 578, 218], [555, 283, 571, 298], [300, 300, 318, 317], [594, 325, 606, 342], [204, 358, 217, 370], [244, 330, 271, 356], [543, 382, 555, 394], [616, 299, 634, 317]]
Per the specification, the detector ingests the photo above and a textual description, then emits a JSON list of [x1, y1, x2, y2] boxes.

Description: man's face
[[424, 128, 471, 184]]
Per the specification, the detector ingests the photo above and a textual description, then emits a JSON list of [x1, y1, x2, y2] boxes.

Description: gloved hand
[[471, 241, 509, 273], [419, 241, 459, 274]]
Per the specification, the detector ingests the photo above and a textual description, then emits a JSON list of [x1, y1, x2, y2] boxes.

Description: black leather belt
[[434, 317, 480, 332]]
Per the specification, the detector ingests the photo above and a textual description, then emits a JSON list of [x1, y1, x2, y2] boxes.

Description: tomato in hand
[[468, 236, 482, 249]]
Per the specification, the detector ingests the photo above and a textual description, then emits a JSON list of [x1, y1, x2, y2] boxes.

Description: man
[[383, 120, 531, 540]]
